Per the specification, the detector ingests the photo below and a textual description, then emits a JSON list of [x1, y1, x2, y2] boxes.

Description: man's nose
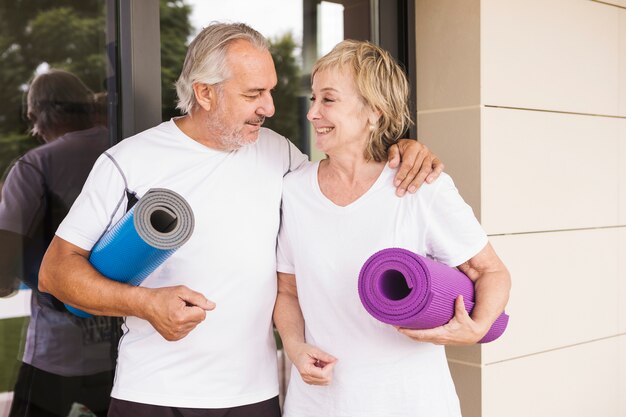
[[258, 92, 275, 118]]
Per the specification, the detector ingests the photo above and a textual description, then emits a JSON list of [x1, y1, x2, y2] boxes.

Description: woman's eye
[[309, 96, 334, 103]]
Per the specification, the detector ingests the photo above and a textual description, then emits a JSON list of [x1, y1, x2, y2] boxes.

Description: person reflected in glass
[[0, 69, 117, 417], [273, 40, 512, 417]]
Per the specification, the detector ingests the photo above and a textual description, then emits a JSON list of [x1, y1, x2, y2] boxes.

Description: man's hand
[[289, 342, 338, 386], [388, 139, 444, 196], [141, 285, 216, 341], [396, 295, 486, 346]]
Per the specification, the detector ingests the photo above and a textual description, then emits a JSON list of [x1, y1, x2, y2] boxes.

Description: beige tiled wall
[[617, 334, 626, 416], [620, 8, 626, 116], [483, 338, 623, 417], [416, 108, 481, 218], [617, 227, 626, 332], [415, 0, 480, 111], [599, 0, 626, 10], [448, 361, 481, 417], [416, 1, 626, 416], [618, 120, 626, 226], [486, 230, 621, 363], [481, 0, 621, 116], [481, 108, 622, 234]]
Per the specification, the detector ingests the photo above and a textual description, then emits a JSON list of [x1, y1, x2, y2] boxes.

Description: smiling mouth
[[316, 127, 334, 134], [246, 116, 266, 127]]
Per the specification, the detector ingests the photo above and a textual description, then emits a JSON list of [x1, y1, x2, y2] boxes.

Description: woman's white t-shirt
[[277, 162, 487, 417]]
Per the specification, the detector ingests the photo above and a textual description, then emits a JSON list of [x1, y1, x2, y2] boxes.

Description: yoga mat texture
[[66, 188, 194, 318], [358, 248, 508, 343]]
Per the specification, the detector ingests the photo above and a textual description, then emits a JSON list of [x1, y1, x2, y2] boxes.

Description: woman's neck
[[318, 152, 386, 206]]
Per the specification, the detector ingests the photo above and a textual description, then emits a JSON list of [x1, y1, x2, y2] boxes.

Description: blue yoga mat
[[66, 188, 194, 317]]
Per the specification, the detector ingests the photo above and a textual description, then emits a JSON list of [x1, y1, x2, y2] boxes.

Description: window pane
[[161, 0, 374, 159], [0, 2, 119, 415]]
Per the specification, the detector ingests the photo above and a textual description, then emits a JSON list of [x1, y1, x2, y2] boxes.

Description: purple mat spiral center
[[379, 269, 412, 301]]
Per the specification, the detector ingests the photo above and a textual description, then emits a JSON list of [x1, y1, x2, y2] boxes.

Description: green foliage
[[265, 33, 303, 151], [0, 316, 29, 392], [0, 1, 107, 174], [160, 0, 193, 121], [0, 1, 194, 172]]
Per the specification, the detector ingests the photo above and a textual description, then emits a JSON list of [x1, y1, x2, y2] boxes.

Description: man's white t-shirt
[[57, 120, 307, 408], [277, 162, 488, 417]]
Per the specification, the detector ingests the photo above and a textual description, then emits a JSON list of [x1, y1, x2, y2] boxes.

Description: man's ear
[[192, 83, 215, 112]]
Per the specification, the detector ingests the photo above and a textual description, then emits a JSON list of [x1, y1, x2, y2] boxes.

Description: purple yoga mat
[[358, 247, 508, 343]]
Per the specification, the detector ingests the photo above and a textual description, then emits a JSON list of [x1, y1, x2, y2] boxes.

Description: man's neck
[[173, 114, 234, 151]]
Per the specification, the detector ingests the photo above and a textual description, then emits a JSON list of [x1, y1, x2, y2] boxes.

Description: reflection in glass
[[0, 2, 119, 416]]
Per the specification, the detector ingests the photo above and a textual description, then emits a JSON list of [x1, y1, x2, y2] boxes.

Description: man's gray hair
[[175, 22, 269, 115]]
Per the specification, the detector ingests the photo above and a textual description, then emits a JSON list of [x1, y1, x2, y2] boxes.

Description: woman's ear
[[368, 107, 382, 126], [192, 83, 215, 112], [368, 116, 379, 126]]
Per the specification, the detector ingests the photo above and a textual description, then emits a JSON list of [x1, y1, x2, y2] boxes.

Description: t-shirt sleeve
[[424, 174, 488, 267], [276, 207, 295, 274], [0, 157, 46, 236], [284, 139, 309, 173], [55, 153, 126, 251]]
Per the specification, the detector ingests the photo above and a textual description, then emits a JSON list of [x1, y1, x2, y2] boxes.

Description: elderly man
[[39, 23, 442, 417]]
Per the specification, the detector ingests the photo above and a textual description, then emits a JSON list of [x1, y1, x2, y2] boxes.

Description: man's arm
[[39, 236, 215, 341], [273, 272, 337, 385], [397, 243, 511, 345], [387, 139, 444, 196]]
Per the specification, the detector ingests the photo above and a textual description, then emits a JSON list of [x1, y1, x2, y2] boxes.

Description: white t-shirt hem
[[110, 387, 279, 409]]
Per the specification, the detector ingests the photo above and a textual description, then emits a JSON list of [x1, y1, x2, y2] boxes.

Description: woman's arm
[[273, 272, 337, 385], [398, 243, 511, 345]]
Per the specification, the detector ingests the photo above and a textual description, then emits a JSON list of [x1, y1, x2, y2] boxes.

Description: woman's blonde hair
[[312, 40, 413, 162]]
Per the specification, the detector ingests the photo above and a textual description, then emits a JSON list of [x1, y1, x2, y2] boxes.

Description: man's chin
[[222, 133, 260, 150]]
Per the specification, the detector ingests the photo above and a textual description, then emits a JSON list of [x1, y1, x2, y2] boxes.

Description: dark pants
[[9, 362, 113, 417], [107, 396, 281, 417]]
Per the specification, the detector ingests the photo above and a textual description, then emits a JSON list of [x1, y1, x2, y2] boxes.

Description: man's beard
[[208, 110, 265, 151]]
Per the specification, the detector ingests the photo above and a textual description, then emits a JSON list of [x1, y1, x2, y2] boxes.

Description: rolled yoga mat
[[358, 247, 508, 343], [66, 188, 195, 318]]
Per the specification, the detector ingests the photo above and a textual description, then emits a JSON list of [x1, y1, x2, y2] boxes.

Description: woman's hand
[[289, 342, 338, 386], [396, 295, 488, 345], [388, 139, 444, 196]]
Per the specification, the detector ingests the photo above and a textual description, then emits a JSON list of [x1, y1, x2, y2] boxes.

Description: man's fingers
[[426, 158, 444, 183], [404, 156, 434, 193], [387, 144, 401, 168], [395, 151, 427, 195], [179, 286, 216, 311]]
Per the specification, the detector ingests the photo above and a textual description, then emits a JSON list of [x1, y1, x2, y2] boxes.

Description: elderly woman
[[274, 40, 511, 417]]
